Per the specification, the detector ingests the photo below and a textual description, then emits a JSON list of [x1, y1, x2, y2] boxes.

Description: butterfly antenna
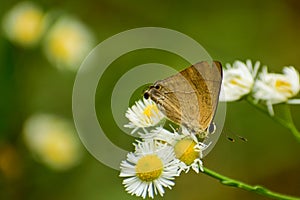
[[226, 135, 235, 142], [237, 135, 248, 142]]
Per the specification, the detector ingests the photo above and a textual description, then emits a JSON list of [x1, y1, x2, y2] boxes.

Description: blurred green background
[[1, 0, 300, 199]]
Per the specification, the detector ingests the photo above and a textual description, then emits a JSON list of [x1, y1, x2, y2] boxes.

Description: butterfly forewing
[[145, 61, 222, 136]]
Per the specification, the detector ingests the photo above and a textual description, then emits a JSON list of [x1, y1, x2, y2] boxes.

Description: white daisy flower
[[253, 66, 300, 115], [142, 126, 208, 173], [219, 60, 260, 101], [43, 15, 95, 71], [23, 114, 82, 170], [124, 98, 165, 134], [119, 141, 180, 199], [2, 2, 48, 47]]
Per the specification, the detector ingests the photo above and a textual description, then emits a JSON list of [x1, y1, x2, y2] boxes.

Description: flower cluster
[[2, 1, 95, 71], [220, 60, 300, 115], [120, 98, 211, 198]]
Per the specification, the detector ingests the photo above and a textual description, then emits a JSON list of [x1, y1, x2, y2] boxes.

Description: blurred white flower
[[219, 60, 260, 101], [120, 141, 180, 199], [2, 2, 48, 47], [23, 114, 82, 170], [124, 98, 165, 134], [253, 66, 300, 115], [43, 16, 95, 71]]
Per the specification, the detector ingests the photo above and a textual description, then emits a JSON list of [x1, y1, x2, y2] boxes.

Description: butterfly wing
[[146, 61, 222, 135], [190, 61, 222, 131]]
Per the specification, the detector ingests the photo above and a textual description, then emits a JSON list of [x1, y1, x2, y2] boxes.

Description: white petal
[[287, 99, 300, 104]]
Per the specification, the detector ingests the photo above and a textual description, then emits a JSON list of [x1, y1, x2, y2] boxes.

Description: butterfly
[[144, 61, 222, 139]]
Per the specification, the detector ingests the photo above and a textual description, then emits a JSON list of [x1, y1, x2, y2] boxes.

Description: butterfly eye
[[155, 85, 161, 90], [208, 122, 216, 134], [144, 92, 150, 99]]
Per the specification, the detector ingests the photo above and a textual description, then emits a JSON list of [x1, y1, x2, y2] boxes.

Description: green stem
[[245, 97, 300, 142], [202, 167, 300, 200]]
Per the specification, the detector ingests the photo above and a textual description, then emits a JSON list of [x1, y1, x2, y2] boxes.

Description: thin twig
[[203, 167, 300, 200], [245, 96, 300, 142]]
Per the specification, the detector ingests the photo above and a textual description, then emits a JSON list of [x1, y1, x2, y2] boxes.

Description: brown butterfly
[[144, 61, 222, 139]]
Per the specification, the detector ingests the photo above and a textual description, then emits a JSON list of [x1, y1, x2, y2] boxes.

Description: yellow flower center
[[174, 138, 198, 165], [275, 80, 292, 94], [49, 27, 82, 63], [42, 131, 77, 167], [14, 8, 44, 45], [143, 104, 159, 118], [135, 155, 163, 182], [229, 77, 248, 88]]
